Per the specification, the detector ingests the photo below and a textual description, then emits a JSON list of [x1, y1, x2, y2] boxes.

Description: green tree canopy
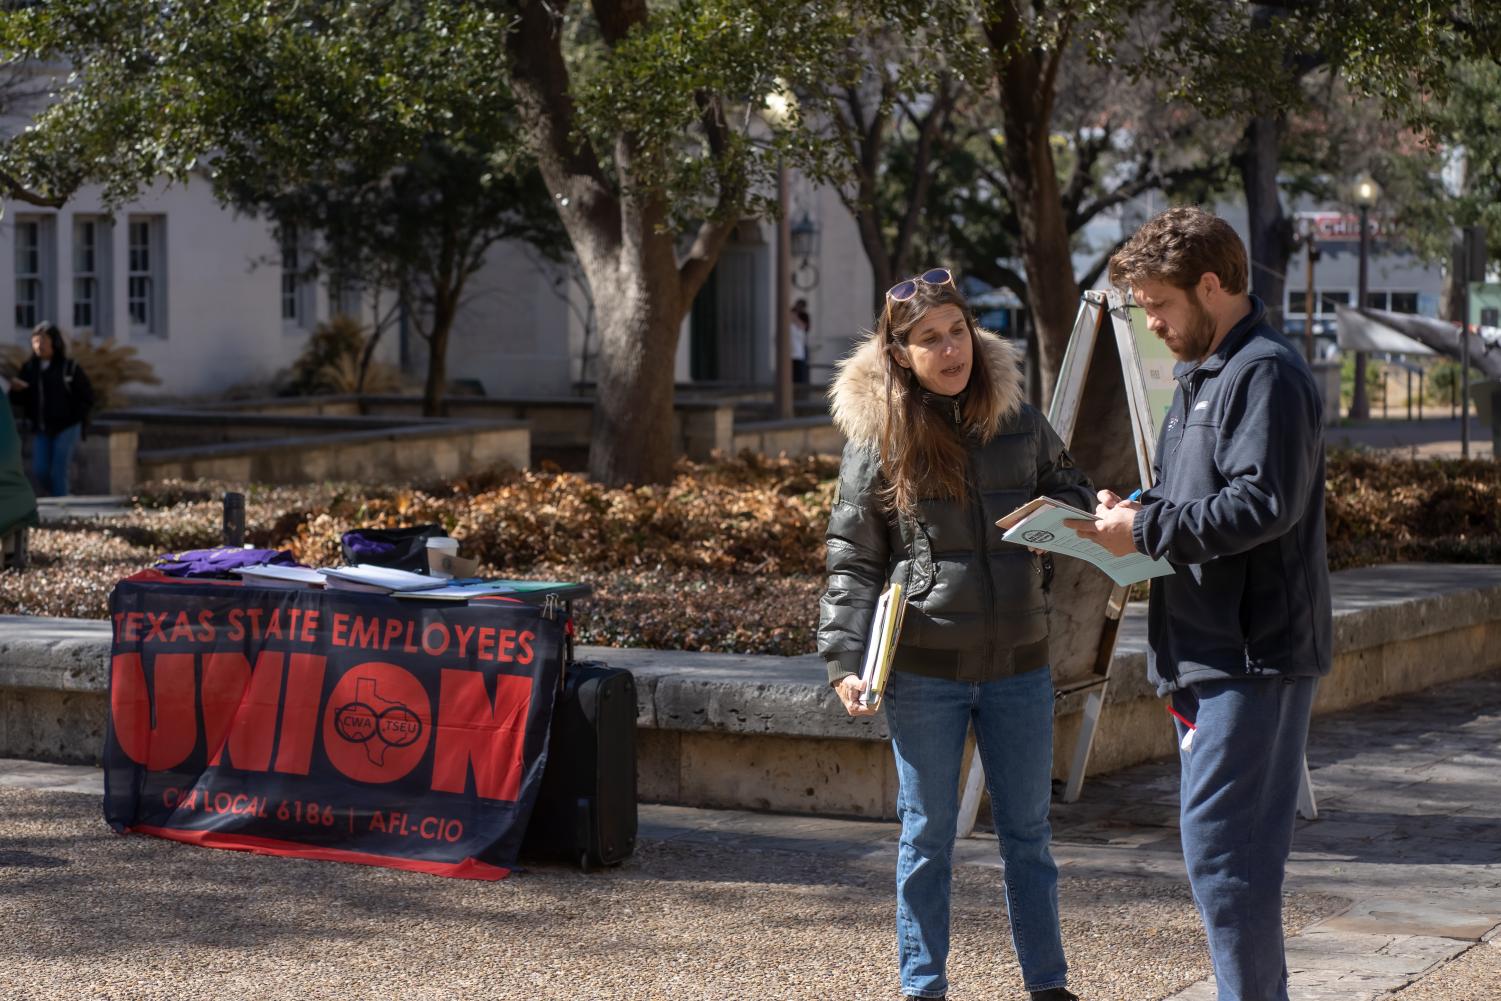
[[0, 1, 571, 415]]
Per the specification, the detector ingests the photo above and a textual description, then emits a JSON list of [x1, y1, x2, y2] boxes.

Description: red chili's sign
[[104, 576, 562, 880]]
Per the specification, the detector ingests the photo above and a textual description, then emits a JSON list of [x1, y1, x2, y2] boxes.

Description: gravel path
[[0, 788, 1344, 1001], [1385, 939, 1501, 1001]]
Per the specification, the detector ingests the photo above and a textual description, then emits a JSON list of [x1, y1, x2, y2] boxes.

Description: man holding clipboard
[[1067, 208, 1332, 1001]]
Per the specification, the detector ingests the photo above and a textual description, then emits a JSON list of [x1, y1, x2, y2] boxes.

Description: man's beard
[[1165, 292, 1217, 361]]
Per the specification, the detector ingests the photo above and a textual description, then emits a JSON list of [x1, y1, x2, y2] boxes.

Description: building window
[[1388, 291, 1419, 314], [281, 225, 314, 329], [280, 228, 299, 322], [329, 278, 364, 322], [73, 216, 113, 336], [1289, 290, 1350, 317], [127, 216, 165, 336], [14, 216, 55, 332]]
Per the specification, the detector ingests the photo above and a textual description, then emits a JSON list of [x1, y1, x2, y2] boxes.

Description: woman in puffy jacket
[[819, 269, 1092, 1001]]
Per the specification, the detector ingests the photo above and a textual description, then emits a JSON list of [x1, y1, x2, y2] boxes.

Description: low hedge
[[3, 451, 1496, 654]]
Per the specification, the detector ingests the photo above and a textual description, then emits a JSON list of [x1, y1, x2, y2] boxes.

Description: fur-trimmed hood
[[828, 326, 1026, 447]]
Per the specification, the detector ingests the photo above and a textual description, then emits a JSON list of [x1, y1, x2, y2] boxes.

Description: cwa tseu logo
[[333, 677, 424, 766]]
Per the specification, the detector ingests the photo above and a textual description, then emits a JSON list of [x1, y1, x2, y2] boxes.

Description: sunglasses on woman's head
[[886, 268, 954, 303]]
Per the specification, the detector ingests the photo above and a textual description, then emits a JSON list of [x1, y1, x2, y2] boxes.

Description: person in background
[[8, 322, 95, 497], [1070, 207, 1331, 1001], [791, 297, 811, 385], [819, 267, 1091, 1001]]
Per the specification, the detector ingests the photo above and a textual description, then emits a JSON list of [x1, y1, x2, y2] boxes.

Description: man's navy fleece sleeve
[[1132, 359, 1321, 565]]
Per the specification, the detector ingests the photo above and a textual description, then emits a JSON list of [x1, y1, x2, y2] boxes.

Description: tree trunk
[[983, 11, 1147, 705], [1241, 113, 1293, 327], [1024, 311, 1042, 408], [986, 9, 1080, 411], [854, 210, 894, 315], [356, 323, 384, 394], [576, 202, 687, 485], [1442, 237, 1467, 323], [998, 115, 1077, 412], [586, 267, 682, 485], [421, 290, 457, 418], [504, 0, 717, 487]]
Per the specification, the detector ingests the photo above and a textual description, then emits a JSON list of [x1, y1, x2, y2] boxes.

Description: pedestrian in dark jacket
[[819, 268, 1092, 1001], [8, 322, 95, 497], [1070, 207, 1331, 1001]]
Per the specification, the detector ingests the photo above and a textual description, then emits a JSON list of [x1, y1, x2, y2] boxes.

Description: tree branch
[[1078, 234, 1130, 290], [678, 91, 745, 302], [891, 75, 953, 277], [1069, 159, 1230, 233], [591, 0, 648, 47], [1060, 122, 1115, 222], [501, 0, 621, 256], [0, 169, 66, 209], [1037, 10, 1075, 125]]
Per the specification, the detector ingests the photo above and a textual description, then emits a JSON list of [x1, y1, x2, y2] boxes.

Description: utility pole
[[1352, 201, 1372, 419], [1303, 231, 1319, 364], [1460, 224, 1487, 459]]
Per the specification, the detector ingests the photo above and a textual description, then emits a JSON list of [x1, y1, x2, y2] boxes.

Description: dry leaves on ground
[[4, 451, 1497, 653]]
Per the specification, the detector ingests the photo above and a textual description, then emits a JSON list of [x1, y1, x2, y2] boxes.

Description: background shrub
[[3, 451, 1496, 655]]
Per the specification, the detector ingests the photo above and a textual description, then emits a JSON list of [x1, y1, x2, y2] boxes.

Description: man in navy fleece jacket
[[1070, 207, 1332, 1001]]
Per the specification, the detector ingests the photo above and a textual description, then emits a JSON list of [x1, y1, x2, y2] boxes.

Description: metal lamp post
[[763, 84, 796, 420], [1350, 173, 1380, 420], [1299, 216, 1320, 364], [790, 213, 820, 291]]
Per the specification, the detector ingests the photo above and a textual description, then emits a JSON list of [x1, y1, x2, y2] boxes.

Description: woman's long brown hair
[[876, 281, 1005, 516]]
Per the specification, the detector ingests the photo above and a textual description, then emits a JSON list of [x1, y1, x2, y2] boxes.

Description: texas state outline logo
[[330, 674, 427, 771]]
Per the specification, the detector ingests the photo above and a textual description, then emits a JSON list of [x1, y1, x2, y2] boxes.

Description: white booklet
[[232, 564, 327, 589], [391, 581, 525, 601], [997, 497, 1175, 588], [858, 582, 906, 710], [320, 564, 448, 593]]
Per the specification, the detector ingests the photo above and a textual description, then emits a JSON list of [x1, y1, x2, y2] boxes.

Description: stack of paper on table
[[996, 497, 1175, 588], [858, 581, 907, 710], [392, 580, 529, 601], [320, 564, 449, 594], [233, 564, 327, 589]]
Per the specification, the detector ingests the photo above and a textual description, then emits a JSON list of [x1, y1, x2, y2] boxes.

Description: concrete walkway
[[1328, 416, 1495, 459], [2, 670, 1498, 999]]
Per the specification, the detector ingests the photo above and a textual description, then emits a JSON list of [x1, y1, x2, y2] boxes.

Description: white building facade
[[7, 158, 1441, 406]]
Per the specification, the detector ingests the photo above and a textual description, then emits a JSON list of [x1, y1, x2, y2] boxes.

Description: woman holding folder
[[818, 269, 1093, 1001]]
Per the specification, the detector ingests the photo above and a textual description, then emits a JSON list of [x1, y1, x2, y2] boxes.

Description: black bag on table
[[521, 661, 637, 870], [340, 524, 445, 573]]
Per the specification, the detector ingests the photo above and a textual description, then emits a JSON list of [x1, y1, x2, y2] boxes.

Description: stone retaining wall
[[137, 420, 531, 484], [3, 564, 1499, 819], [64, 395, 840, 490], [200, 394, 741, 461], [732, 416, 844, 460]]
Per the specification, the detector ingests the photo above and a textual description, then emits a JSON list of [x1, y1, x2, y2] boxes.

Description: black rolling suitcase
[[521, 661, 637, 869]]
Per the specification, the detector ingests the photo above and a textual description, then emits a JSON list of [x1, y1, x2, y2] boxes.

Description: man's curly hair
[[1109, 206, 1248, 295]]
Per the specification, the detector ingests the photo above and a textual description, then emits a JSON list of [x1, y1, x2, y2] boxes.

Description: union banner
[[104, 573, 563, 880]]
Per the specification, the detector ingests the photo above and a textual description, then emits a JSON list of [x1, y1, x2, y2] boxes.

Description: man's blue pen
[[1126, 488, 1143, 502]]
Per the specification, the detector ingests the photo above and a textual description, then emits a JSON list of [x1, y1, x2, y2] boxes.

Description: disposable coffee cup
[[427, 537, 459, 578]]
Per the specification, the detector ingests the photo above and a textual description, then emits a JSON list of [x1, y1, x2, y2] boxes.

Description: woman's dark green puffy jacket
[[818, 329, 1095, 685]]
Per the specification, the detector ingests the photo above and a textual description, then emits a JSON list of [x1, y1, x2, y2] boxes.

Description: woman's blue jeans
[[32, 422, 81, 497], [884, 666, 1068, 999]]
